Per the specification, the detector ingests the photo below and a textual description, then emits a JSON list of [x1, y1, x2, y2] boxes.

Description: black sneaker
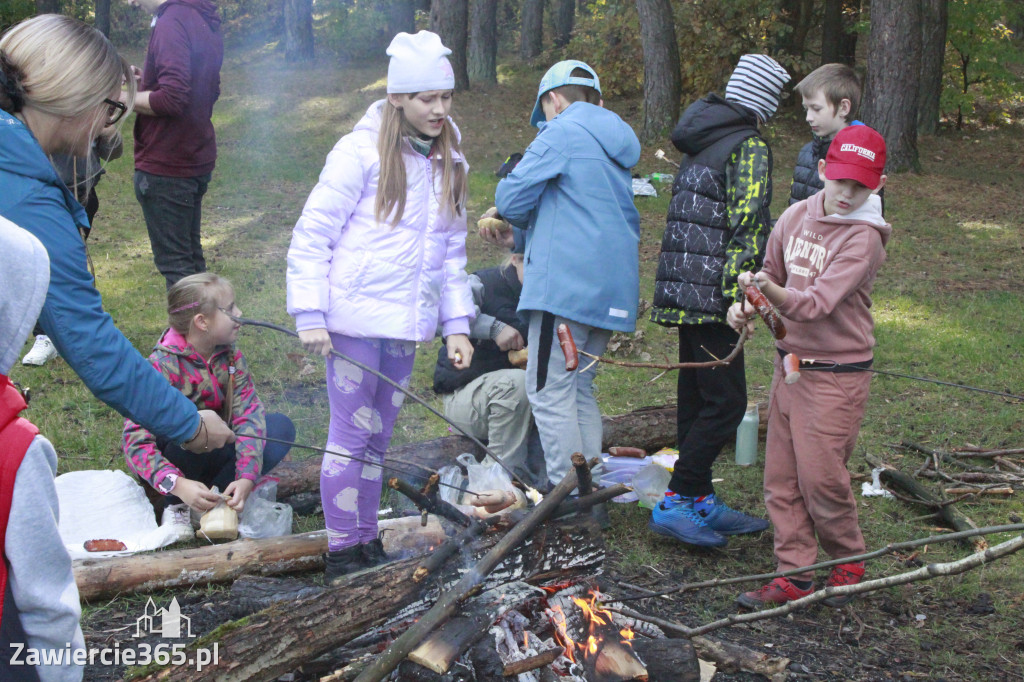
[[360, 537, 390, 567], [324, 545, 366, 585]]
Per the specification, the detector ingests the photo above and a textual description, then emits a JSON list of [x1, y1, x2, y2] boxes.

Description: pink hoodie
[[762, 191, 892, 364]]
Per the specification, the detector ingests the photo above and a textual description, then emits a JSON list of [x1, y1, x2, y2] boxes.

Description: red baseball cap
[[824, 125, 886, 189]]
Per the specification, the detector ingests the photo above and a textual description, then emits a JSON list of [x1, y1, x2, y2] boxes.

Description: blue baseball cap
[[529, 60, 601, 127]]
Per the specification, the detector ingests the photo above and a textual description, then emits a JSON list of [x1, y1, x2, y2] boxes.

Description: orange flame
[[548, 604, 576, 663], [524, 631, 529, 649], [620, 626, 635, 647], [587, 635, 598, 655]]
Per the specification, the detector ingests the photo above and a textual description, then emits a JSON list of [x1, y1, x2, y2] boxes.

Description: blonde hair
[[167, 273, 233, 334], [1, 15, 135, 118], [374, 97, 467, 227], [795, 63, 861, 122]]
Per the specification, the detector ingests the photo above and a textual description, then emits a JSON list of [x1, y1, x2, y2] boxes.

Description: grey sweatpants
[[525, 311, 611, 487]]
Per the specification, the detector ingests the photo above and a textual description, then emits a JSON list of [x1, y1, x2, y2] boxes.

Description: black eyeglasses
[[103, 98, 127, 126]]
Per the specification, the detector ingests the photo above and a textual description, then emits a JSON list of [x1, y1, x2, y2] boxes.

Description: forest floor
[[13, 44, 1024, 681]]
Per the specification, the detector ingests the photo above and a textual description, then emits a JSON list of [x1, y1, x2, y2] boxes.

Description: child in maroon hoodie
[[727, 125, 890, 608], [130, 0, 223, 289]]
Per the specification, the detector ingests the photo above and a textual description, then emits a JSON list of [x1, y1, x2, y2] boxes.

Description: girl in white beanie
[[286, 31, 475, 582]]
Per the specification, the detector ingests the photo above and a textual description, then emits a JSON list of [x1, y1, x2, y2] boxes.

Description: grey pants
[[525, 311, 611, 487], [134, 170, 211, 289], [443, 368, 546, 487]]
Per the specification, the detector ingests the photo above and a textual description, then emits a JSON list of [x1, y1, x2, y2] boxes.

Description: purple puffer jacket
[[286, 100, 474, 341]]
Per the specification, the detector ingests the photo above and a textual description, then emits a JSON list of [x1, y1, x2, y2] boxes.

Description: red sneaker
[[822, 562, 865, 607], [736, 577, 813, 609]]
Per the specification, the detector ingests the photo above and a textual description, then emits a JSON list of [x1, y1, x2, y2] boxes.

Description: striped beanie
[[725, 54, 791, 123]]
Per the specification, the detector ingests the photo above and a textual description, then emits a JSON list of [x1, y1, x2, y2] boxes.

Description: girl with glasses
[[123, 273, 295, 529]]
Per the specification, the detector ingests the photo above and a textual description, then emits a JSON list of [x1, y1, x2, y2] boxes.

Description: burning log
[[275, 405, 687, 496], [406, 581, 541, 674], [501, 647, 563, 676], [74, 515, 446, 601], [129, 514, 604, 682], [352, 467, 582, 682]]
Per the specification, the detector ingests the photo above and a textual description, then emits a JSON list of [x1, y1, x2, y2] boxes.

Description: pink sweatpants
[[763, 354, 872, 578]]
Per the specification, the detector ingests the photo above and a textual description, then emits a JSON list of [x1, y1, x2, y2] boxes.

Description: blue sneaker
[[648, 494, 727, 547], [697, 495, 770, 535]]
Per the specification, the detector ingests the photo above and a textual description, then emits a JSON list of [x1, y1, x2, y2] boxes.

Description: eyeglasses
[[103, 98, 127, 127]]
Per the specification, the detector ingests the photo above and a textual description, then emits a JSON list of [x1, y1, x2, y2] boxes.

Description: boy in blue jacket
[[488, 60, 641, 490]]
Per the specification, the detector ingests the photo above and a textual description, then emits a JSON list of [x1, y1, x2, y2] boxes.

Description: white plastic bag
[[632, 462, 672, 510], [437, 463, 467, 505], [458, 453, 516, 506], [238, 497, 293, 539]]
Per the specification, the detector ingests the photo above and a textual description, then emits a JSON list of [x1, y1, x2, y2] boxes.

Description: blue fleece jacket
[[495, 102, 641, 332], [0, 110, 200, 443]]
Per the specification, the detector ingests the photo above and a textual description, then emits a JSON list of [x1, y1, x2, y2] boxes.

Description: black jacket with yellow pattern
[[651, 93, 773, 326]]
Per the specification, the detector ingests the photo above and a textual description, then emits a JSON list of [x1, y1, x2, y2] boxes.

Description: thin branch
[[609, 534, 1024, 639], [613, 523, 1024, 602], [578, 327, 748, 370]]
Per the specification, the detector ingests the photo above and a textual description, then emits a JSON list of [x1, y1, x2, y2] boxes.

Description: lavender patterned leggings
[[321, 334, 415, 551]]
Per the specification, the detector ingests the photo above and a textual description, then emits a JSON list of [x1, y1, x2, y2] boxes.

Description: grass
[[13, 47, 1024, 679]]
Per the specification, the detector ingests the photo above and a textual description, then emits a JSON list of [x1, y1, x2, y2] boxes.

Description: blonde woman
[[0, 16, 234, 470], [287, 31, 475, 582]]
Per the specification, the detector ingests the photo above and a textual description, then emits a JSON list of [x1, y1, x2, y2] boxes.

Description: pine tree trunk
[[386, 0, 417, 36], [918, 0, 948, 135], [468, 0, 498, 84], [283, 0, 314, 62], [520, 0, 545, 61], [35, 0, 61, 12], [820, 0, 859, 66], [552, 0, 575, 47], [430, 0, 470, 91], [94, 0, 111, 36], [636, 0, 681, 141], [862, 0, 922, 173]]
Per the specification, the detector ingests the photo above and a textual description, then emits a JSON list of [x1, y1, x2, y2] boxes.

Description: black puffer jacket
[[651, 94, 773, 326], [788, 135, 829, 205], [432, 265, 527, 394]]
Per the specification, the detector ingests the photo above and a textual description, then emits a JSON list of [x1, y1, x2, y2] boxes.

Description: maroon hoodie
[[762, 190, 892, 365], [133, 0, 223, 177]]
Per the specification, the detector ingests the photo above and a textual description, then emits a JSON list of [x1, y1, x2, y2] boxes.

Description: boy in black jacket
[[649, 54, 789, 548]]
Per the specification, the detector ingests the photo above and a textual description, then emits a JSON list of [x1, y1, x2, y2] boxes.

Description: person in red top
[[727, 125, 891, 609], [1, 216, 85, 681], [130, 0, 224, 289]]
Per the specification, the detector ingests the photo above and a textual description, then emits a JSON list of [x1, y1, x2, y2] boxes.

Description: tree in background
[[820, 0, 859, 66], [431, 0, 470, 90], [862, 0, 922, 172], [284, 0, 314, 61], [95, 0, 110, 36], [944, 0, 1023, 129], [35, 0, 60, 12], [636, 0, 680, 140], [918, 0, 948, 134], [520, 0, 544, 60], [387, 0, 418, 36], [469, 0, 498, 84], [552, 0, 574, 47]]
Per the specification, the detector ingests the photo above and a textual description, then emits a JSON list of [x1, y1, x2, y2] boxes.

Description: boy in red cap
[[726, 124, 890, 608]]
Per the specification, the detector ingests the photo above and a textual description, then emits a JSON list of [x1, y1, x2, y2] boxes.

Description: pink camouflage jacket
[[123, 328, 266, 493]]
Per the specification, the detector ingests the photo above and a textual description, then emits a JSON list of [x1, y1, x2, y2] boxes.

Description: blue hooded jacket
[[0, 110, 200, 443], [495, 102, 641, 332]]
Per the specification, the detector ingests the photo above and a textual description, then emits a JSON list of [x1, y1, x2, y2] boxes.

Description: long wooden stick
[[613, 522, 1024, 602], [353, 468, 580, 682], [610, 533, 1024, 640]]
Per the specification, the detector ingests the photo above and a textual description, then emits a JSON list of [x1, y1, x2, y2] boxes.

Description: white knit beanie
[[386, 31, 456, 94], [725, 54, 791, 123]]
